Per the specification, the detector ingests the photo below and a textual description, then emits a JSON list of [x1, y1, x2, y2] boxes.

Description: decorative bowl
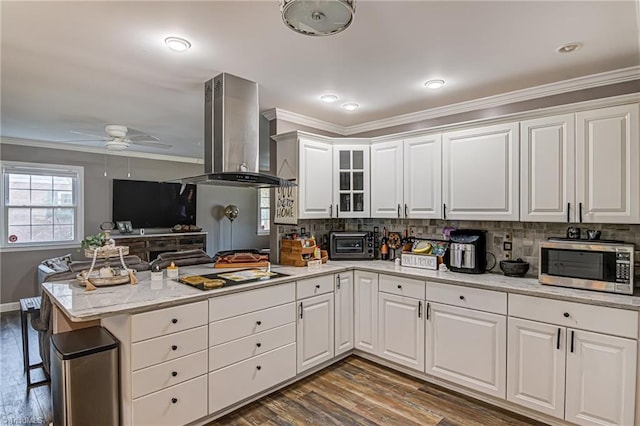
[[499, 258, 530, 277]]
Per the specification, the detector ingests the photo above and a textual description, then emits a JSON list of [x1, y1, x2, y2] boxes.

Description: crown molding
[[0, 137, 203, 164], [268, 66, 640, 136], [262, 109, 277, 121]]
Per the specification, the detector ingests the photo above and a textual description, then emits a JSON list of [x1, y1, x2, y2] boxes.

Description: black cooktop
[[176, 268, 289, 291]]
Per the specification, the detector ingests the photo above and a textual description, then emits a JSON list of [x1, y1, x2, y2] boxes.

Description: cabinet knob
[[563, 312, 570, 318], [256, 342, 262, 348], [171, 318, 178, 324], [315, 284, 320, 289], [256, 365, 262, 370], [171, 398, 178, 404], [171, 345, 178, 351], [171, 371, 178, 377], [459, 295, 465, 300], [256, 321, 262, 326], [397, 285, 402, 289]]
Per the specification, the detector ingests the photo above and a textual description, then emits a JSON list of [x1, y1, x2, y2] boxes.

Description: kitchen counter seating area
[[43, 261, 640, 426]]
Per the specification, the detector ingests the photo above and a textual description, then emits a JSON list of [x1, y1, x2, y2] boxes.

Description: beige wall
[[0, 144, 268, 305]]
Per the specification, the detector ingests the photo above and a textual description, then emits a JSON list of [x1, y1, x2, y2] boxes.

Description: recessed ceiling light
[[424, 79, 445, 89], [164, 37, 192, 52], [556, 42, 582, 53], [342, 103, 359, 111], [320, 94, 338, 103]]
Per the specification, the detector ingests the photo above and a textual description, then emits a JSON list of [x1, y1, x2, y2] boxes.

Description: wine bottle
[[380, 227, 389, 260]]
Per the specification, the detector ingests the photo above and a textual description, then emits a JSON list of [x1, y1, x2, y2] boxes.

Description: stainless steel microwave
[[539, 239, 635, 295], [328, 231, 374, 260]]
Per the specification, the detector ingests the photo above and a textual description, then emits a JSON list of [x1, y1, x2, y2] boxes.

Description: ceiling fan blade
[[69, 130, 105, 139], [130, 140, 173, 149], [57, 140, 106, 147], [128, 134, 160, 142], [58, 138, 106, 144]]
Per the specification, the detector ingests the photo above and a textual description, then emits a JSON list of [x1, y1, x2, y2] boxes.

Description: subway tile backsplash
[[277, 219, 640, 278]]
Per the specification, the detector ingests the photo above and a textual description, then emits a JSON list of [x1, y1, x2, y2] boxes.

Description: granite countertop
[[43, 260, 640, 323]]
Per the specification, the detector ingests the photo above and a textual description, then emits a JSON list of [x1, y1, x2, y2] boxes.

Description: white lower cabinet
[[378, 292, 424, 371], [426, 302, 506, 398], [335, 272, 354, 356], [297, 292, 335, 373], [507, 317, 566, 418], [565, 329, 637, 426], [354, 270, 378, 354]]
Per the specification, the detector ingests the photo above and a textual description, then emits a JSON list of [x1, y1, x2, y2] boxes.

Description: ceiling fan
[[64, 125, 172, 151]]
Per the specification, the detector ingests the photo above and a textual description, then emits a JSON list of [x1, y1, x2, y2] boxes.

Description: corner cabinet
[[443, 122, 520, 221], [335, 272, 354, 356], [370, 134, 442, 219], [354, 270, 379, 354]]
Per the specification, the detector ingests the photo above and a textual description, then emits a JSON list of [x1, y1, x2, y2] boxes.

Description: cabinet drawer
[[209, 323, 296, 371], [132, 350, 208, 399], [131, 301, 208, 342], [132, 326, 208, 371], [209, 303, 295, 346], [379, 274, 425, 299], [209, 282, 295, 321], [209, 343, 296, 414], [509, 294, 638, 339], [297, 274, 334, 299], [146, 238, 178, 250], [133, 375, 207, 426], [426, 282, 507, 315]]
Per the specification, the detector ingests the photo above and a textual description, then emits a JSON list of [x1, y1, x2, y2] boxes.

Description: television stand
[[112, 232, 207, 262]]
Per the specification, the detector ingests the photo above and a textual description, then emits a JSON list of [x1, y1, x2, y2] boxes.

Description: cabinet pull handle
[[418, 301, 422, 318], [171, 398, 178, 404], [171, 371, 178, 377], [556, 328, 561, 350], [256, 320, 262, 326], [330, 204, 333, 218], [397, 204, 401, 218], [443, 203, 447, 220], [567, 202, 570, 223], [336, 203, 339, 218], [426, 302, 430, 320], [171, 318, 178, 324], [299, 302, 303, 319], [256, 365, 262, 370], [171, 345, 177, 351], [336, 275, 340, 289], [256, 342, 262, 348], [404, 203, 408, 218], [579, 202, 583, 223], [570, 330, 575, 353]]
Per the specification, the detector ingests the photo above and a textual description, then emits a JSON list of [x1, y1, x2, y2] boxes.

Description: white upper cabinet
[[371, 140, 404, 218], [371, 133, 442, 219], [404, 134, 442, 219], [333, 144, 370, 218], [443, 122, 520, 221], [520, 114, 576, 223], [576, 104, 640, 224], [299, 137, 334, 219]]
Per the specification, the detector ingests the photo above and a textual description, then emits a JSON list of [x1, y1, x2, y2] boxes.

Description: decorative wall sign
[[274, 184, 297, 225]]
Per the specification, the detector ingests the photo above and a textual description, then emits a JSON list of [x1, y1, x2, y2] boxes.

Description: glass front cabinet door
[[333, 145, 370, 218]]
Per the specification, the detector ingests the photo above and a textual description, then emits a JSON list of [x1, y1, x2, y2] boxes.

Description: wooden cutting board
[[214, 261, 270, 269]]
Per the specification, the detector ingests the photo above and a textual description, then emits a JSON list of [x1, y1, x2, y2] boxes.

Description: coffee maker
[[446, 229, 487, 274]]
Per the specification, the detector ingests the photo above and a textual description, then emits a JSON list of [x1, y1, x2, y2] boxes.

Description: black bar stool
[[19, 297, 50, 388]]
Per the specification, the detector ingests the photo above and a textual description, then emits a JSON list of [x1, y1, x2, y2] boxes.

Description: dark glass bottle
[[380, 227, 389, 260]]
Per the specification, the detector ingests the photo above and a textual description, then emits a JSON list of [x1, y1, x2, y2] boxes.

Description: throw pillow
[[42, 254, 72, 272]]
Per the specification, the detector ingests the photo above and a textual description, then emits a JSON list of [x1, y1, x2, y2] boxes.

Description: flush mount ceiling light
[[280, 0, 356, 36], [424, 79, 445, 89], [556, 42, 582, 53], [320, 94, 339, 103], [164, 37, 192, 52], [342, 102, 359, 111]]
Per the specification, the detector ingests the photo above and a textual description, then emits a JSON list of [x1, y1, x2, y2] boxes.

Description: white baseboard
[[0, 302, 20, 312]]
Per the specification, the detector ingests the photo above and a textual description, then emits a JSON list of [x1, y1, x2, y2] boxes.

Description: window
[[257, 188, 270, 235], [1, 161, 84, 250]]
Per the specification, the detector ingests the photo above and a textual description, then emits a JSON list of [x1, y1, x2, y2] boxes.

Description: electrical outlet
[[409, 226, 416, 236], [416, 227, 424, 236]]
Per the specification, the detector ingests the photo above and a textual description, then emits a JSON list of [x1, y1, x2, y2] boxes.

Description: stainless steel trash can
[[51, 326, 119, 425]]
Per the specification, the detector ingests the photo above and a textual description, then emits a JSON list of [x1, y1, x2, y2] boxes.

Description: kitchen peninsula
[[43, 261, 640, 426]]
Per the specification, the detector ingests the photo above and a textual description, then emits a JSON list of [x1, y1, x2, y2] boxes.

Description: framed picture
[[116, 221, 133, 234]]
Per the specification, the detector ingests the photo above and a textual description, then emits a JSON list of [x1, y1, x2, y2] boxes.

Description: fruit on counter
[[412, 241, 433, 254]]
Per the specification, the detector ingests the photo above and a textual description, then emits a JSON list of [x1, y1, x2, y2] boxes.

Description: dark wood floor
[[0, 310, 52, 425], [0, 311, 545, 426], [212, 356, 546, 426]]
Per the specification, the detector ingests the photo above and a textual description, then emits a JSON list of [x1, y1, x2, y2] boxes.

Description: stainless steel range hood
[[181, 73, 295, 188]]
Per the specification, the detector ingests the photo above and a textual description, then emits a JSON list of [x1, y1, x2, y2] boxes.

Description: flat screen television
[[112, 179, 197, 229]]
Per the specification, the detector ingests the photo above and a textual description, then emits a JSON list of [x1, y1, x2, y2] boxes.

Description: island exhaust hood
[[181, 73, 295, 188]]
